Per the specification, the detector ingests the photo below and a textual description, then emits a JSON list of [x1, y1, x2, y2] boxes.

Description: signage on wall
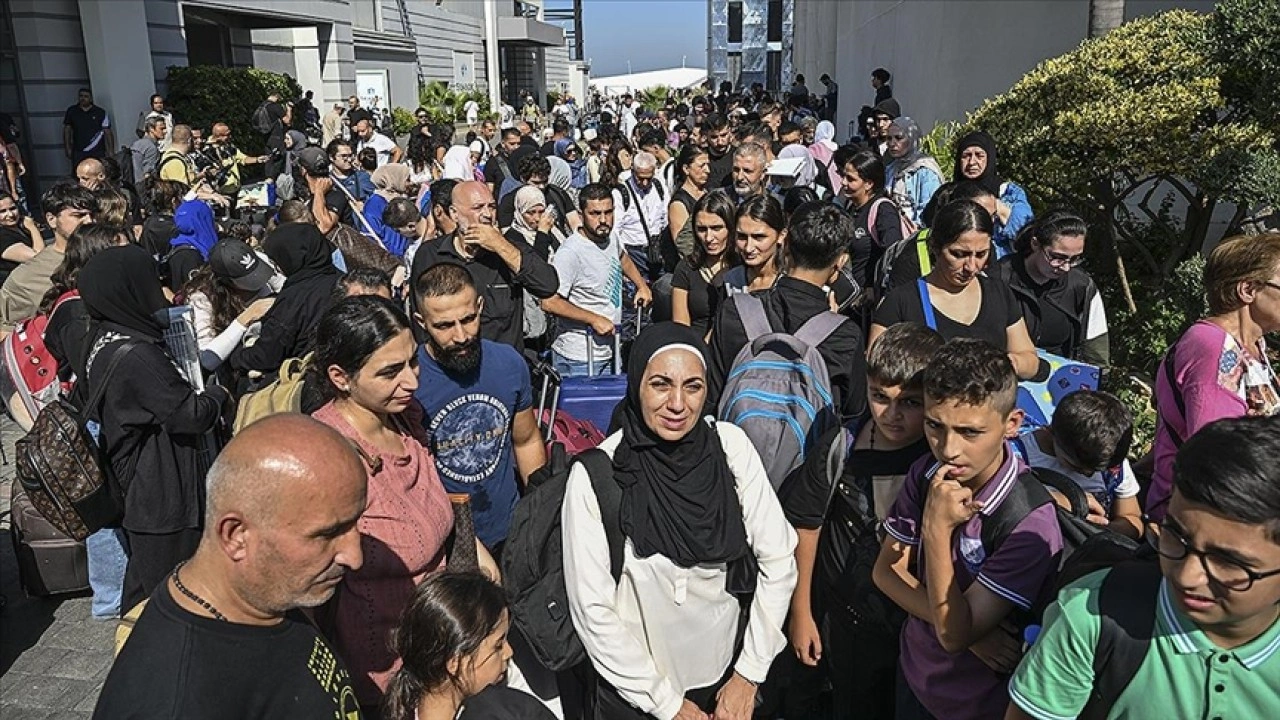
[[356, 69, 390, 112], [453, 50, 475, 86]]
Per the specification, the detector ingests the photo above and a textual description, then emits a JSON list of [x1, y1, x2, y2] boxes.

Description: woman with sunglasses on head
[[989, 210, 1109, 366]]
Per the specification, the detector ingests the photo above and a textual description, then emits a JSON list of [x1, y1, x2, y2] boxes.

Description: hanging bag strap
[[732, 292, 773, 341], [916, 278, 937, 330]]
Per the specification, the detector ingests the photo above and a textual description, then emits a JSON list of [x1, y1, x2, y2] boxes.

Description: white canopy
[[591, 67, 708, 96]]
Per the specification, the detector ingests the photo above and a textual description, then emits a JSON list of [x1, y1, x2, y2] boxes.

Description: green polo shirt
[[1010, 569, 1280, 720]]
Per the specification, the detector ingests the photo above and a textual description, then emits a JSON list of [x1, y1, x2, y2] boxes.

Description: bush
[[391, 107, 416, 139], [165, 66, 303, 156], [416, 82, 493, 125]]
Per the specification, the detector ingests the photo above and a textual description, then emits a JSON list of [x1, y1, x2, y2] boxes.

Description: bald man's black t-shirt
[[93, 585, 362, 719]]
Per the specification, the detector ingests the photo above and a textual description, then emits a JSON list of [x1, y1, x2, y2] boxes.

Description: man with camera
[[203, 122, 269, 209], [158, 125, 230, 209]]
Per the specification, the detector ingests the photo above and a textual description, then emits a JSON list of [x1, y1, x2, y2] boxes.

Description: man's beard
[[430, 335, 482, 375]]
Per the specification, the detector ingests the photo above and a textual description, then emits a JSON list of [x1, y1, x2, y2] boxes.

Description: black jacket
[[708, 276, 868, 423], [410, 231, 558, 350], [227, 272, 339, 374], [990, 255, 1109, 366], [87, 334, 227, 534]]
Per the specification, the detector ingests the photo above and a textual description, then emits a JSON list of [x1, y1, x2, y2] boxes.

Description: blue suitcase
[[559, 328, 628, 436]]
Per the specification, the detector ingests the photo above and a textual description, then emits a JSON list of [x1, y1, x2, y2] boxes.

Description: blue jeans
[[86, 527, 129, 619], [552, 352, 593, 378]]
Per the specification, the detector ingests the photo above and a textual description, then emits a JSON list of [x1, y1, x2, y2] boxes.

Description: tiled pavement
[[0, 417, 113, 720]]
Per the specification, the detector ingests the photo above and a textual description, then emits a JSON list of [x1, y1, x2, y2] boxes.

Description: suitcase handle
[[585, 327, 623, 377]]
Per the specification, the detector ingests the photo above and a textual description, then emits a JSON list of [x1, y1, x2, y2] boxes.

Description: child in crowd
[[1013, 390, 1143, 539], [1009, 415, 1280, 719], [781, 322, 944, 719], [873, 338, 1064, 720]]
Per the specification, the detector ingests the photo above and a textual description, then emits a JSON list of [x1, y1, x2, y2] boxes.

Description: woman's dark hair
[[842, 149, 886, 196], [41, 224, 128, 313], [517, 153, 551, 182], [601, 139, 633, 187], [358, 147, 379, 173], [1014, 209, 1088, 256], [688, 189, 740, 269], [178, 264, 249, 337], [333, 267, 393, 302], [920, 180, 995, 228], [384, 571, 508, 720], [1174, 415, 1280, 542], [672, 144, 708, 189], [926, 198, 996, 255], [148, 180, 188, 215], [736, 193, 787, 234], [406, 133, 434, 174], [309, 295, 412, 401], [93, 187, 130, 230]]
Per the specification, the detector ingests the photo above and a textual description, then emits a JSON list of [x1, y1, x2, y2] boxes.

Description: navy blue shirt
[[415, 340, 531, 547]]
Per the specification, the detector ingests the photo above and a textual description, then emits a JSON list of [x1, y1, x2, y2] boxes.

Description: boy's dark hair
[[1050, 390, 1133, 472], [415, 262, 475, 303], [577, 182, 614, 212], [431, 178, 457, 214], [357, 147, 378, 172], [872, 68, 892, 84], [785, 203, 853, 271], [777, 121, 802, 138], [924, 338, 1018, 415], [41, 182, 96, 219], [517, 153, 551, 182], [552, 119, 570, 136], [1174, 415, 1280, 543], [868, 323, 945, 391], [334, 266, 393, 301], [382, 197, 421, 228]]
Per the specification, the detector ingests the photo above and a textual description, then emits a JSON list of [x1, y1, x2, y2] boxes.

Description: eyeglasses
[[335, 153, 354, 160], [1261, 281, 1280, 292], [1041, 246, 1086, 268], [1149, 522, 1280, 591]]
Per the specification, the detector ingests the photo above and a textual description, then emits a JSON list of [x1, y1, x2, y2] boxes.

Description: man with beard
[[702, 112, 735, 190], [727, 141, 775, 205], [412, 262, 546, 558], [410, 180, 558, 350], [542, 182, 651, 377], [93, 416, 366, 719]]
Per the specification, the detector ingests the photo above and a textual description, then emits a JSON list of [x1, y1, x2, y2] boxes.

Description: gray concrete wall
[[545, 43, 571, 96], [145, 0, 186, 94], [803, 0, 1215, 142], [396, 0, 489, 88]]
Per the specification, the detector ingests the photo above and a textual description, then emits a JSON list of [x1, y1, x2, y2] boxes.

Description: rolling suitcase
[[558, 328, 629, 437], [531, 357, 605, 454], [8, 481, 90, 597]]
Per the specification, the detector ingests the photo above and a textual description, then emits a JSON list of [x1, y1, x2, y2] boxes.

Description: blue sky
[[582, 0, 707, 76]]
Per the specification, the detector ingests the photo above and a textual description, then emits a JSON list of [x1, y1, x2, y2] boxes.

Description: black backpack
[[502, 445, 624, 672], [251, 102, 274, 135]]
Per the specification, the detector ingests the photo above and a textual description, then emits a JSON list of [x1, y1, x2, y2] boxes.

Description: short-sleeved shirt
[[883, 444, 1064, 720], [63, 104, 110, 156], [158, 150, 197, 184], [1012, 432, 1139, 511], [414, 340, 532, 548], [1010, 569, 1280, 720], [357, 132, 397, 168], [873, 273, 1023, 351], [550, 231, 623, 363], [671, 259, 718, 336], [0, 225, 32, 287]]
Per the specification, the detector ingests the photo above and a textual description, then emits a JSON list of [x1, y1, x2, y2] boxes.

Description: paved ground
[[0, 417, 113, 720]]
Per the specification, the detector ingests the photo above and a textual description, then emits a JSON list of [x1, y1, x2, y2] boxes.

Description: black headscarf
[[614, 322, 750, 572], [80, 244, 171, 342], [263, 222, 339, 289], [953, 130, 1003, 195]]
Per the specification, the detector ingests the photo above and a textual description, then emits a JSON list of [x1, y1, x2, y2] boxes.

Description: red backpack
[[1, 291, 80, 425]]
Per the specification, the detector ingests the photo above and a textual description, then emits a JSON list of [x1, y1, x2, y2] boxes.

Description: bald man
[[409, 180, 558, 349], [94, 415, 366, 720], [75, 157, 106, 191]]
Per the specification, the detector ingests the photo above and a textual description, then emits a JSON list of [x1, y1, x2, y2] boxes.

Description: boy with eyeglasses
[[1008, 414, 1280, 720]]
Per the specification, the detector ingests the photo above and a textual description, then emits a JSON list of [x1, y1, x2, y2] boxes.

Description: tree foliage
[[961, 3, 1280, 286], [165, 66, 303, 155], [416, 81, 492, 125]]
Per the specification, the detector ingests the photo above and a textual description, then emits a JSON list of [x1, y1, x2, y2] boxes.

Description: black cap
[[296, 147, 329, 175], [208, 239, 275, 293]]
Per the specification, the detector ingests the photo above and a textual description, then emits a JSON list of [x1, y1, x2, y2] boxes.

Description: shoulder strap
[[916, 278, 938, 330], [624, 182, 654, 239], [733, 292, 773, 342], [980, 468, 1055, 554], [822, 423, 859, 511], [916, 231, 932, 275], [1163, 341, 1186, 448], [83, 341, 141, 417], [867, 197, 885, 246], [1079, 563, 1162, 720], [579, 449, 626, 582], [794, 311, 847, 349]]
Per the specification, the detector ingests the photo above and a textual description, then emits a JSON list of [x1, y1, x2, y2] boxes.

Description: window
[[728, 51, 742, 89], [728, 1, 743, 43], [767, 0, 783, 42], [766, 50, 781, 93], [353, 0, 382, 31]]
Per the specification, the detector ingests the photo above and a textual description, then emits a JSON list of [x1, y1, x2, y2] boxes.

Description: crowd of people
[[0, 67, 1277, 720]]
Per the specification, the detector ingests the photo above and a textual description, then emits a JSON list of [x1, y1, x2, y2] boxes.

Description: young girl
[[384, 571, 553, 720], [715, 194, 786, 298], [672, 190, 739, 336]]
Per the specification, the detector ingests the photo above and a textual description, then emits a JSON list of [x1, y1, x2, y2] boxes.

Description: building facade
[[1, 0, 579, 195], [789, 0, 1216, 142], [707, 0, 794, 94]]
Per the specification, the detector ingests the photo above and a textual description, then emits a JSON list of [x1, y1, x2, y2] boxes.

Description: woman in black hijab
[[80, 244, 229, 612], [228, 221, 341, 379], [562, 322, 798, 720], [952, 130, 1034, 257]]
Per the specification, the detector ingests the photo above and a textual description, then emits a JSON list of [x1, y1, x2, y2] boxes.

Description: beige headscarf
[[508, 185, 547, 243], [371, 163, 412, 202]]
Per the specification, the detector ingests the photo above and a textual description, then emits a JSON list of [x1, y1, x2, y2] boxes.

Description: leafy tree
[[165, 66, 303, 156], [961, 4, 1280, 312]]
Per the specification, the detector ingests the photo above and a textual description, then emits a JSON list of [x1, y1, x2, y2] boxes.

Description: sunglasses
[[1041, 246, 1087, 268]]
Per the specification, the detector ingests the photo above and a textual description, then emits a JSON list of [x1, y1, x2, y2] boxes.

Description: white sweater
[[561, 422, 797, 720]]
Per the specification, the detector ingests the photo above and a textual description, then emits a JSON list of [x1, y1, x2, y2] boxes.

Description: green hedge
[[164, 65, 304, 156]]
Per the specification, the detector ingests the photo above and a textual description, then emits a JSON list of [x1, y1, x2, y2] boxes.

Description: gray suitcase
[[9, 481, 90, 596]]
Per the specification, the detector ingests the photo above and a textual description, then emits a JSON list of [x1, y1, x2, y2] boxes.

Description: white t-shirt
[[357, 132, 398, 167], [1015, 432, 1140, 503], [551, 231, 624, 364], [463, 100, 480, 122], [499, 104, 516, 129]]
